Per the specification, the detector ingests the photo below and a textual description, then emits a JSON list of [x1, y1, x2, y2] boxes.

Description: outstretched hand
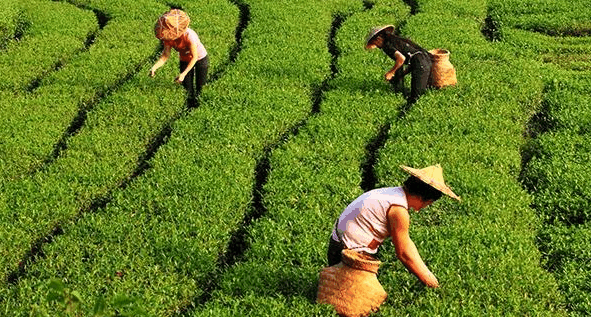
[[149, 69, 156, 78], [384, 71, 395, 81], [424, 271, 439, 288], [175, 75, 185, 84]]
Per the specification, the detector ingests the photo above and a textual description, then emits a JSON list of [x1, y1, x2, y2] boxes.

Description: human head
[[154, 9, 190, 41], [403, 175, 443, 203], [365, 36, 384, 50], [364, 25, 394, 50]]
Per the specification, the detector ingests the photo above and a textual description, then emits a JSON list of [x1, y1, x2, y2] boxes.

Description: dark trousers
[[179, 55, 209, 107], [327, 236, 381, 266], [327, 237, 345, 266], [391, 52, 432, 104], [408, 52, 432, 104]]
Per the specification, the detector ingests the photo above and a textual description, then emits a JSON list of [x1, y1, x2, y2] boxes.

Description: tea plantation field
[[1, 0, 590, 316]]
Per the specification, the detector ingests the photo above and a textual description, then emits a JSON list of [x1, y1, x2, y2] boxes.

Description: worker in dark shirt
[[365, 25, 432, 104]]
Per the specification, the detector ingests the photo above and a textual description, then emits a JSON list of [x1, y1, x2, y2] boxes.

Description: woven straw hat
[[365, 25, 394, 46], [154, 9, 190, 41], [400, 164, 461, 201]]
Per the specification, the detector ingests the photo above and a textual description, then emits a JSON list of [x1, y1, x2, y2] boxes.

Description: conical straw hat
[[154, 9, 190, 41], [400, 164, 461, 201], [365, 25, 394, 46]]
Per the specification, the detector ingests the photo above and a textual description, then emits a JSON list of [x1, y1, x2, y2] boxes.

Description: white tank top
[[331, 187, 408, 254]]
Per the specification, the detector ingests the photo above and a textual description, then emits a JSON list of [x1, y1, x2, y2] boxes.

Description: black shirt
[[380, 31, 427, 64]]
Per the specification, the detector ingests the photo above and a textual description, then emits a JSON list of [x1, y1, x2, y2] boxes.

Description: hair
[[403, 176, 443, 202]]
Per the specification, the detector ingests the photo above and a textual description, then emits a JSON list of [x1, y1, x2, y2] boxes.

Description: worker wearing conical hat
[[365, 25, 432, 105], [150, 9, 208, 107], [328, 164, 460, 288]]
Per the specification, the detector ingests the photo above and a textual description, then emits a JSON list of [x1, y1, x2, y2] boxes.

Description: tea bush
[[490, 0, 591, 36], [1, 0, 364, 315], [490, 1, 591, 315], [1, 0, 588, 315], [0, 0, 237, 307], [523, 131, 591, 224], [0, 0, 19, 48], [521, 77, 591, 317], [489, 0, 591, 72], [0, 0, 96, 92], [537, 224, 591, 316], [0, 0, 165, 183]]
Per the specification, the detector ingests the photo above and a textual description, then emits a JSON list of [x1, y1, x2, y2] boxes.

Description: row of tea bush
[[1, 0, 361, 315], [0, 0, 96, 181], [189, 0, 566, 315], [0, 0, 236, 305], [523, 78, 591, 315], [2, 0, 586, 315], [0, 0, 20, 48], [491, 0, 591, 315]]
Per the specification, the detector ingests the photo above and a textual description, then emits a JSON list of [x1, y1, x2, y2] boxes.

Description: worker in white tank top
[[332, 186, 407, 254], [328, 164, 461, 288]]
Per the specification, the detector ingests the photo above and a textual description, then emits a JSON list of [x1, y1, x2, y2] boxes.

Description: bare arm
[[175, 41, 199, 83], [149, 44, 172, 77], [388, 205, 439, 288], [384, 51, 406, 81]]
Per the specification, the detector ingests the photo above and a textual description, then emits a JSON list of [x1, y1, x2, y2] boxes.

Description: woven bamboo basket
[[428, 48, 457, 88], [317, 249, 387, 317]]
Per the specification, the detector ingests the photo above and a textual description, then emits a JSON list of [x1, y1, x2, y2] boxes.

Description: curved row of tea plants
[[372, 0, 566, 314], [0, 0, 20, 48], [520, 78, 591, 317], [489, 1, 591, 73], [0, 0, 96, 92], [522, 78, 591, 315], [194, 0, 566, 315], [522, 78, 591, 225], [0, 0, 237, 303], [1, 0, 364, 315], [490, 0, 591, 37], [191, 0, 412, 315], [490, 0, 591, 315], [0, 0, 166, 183]]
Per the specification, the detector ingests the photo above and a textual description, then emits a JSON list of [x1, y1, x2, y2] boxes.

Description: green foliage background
[[1, 0, 590, 316]]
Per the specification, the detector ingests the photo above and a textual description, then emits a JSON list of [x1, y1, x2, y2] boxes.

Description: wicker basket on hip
[[428, 48, 457, 88], [317, 249, 387, 317]]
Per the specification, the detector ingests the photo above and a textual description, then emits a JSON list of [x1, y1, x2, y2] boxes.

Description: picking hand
[[384, 71, 395, 81], [424, 272, 439, 288], [149, 69, 156, 78], [175, 75, 185, 83]]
